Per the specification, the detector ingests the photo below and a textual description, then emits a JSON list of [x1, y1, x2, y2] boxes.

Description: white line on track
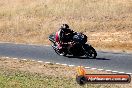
[[45, 62, 51, 64], [21, 59, 27, 61], [32, 60, 35, 61], [55, 63, 60, 65], [84, 67, 91, 69], [78, 66, 84, 67], [44, 45, 50, 46], [3, 56, 132, 75], [106, 70, 112, 72], [126, 73, 132, 75], [38, 61, 43, 63], [68, 65, 75, 67], [118, 72, 125, 74], [5, 57, 9, 58], [0, 42, 131, 75], [61, 64, 67, 66], [97, 69, 104, 71], [112, 71, 118, 73], [13, 58, 18, 60], [91, 68, 97, 70]]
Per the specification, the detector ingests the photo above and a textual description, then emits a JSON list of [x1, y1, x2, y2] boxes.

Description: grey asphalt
[[0, 43, 132, 73]]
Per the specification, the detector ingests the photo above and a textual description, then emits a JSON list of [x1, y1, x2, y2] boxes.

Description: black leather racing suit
[[59, 28, 74, 44]]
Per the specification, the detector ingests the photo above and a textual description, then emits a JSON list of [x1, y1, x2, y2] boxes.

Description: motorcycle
[[49, 32, 97, 59]]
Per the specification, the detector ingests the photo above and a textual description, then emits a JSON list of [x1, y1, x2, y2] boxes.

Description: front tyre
[[52, 45, 67, 56], [55, 48, 67, 56], [84, 45, 97, 59]]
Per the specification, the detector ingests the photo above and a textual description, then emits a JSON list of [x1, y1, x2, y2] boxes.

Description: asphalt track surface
[[0, 43, 132, 73]]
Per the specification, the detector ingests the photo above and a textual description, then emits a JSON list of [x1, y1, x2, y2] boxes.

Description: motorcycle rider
[[55, 24, 75, 54]]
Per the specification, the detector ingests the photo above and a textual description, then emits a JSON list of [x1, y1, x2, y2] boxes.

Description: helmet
[[61, 24, 69, 29]]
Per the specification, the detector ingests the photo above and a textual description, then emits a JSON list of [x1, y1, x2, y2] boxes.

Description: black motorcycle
[[49, 32, 97, 59]]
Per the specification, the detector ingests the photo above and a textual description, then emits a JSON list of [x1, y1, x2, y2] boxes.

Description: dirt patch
[[0, 57, 110, 78], [88, 30, 132, 51]]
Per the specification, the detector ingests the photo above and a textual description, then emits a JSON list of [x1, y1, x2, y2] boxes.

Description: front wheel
[[83, 45, 97, 59], [55, 48, 67, 56], [52, 45, 67, 56]]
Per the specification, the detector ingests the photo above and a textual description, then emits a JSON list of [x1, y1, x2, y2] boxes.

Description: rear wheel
[[84, 45, 97, 59]]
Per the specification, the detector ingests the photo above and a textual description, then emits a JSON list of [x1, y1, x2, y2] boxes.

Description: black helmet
[[61, 24, 69, 29]]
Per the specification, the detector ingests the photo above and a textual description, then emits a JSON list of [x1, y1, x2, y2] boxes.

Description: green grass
[[0, 68, 128, 88], [0, 68, 122, 88], [0, 70, 76, 88]]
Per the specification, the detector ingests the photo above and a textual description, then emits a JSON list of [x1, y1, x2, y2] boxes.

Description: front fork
[[82, 44, 91, 55]]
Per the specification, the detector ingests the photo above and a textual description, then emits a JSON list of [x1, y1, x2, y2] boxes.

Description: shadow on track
[[95, 58, 110, 60], [66, 56, 110, 60]]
